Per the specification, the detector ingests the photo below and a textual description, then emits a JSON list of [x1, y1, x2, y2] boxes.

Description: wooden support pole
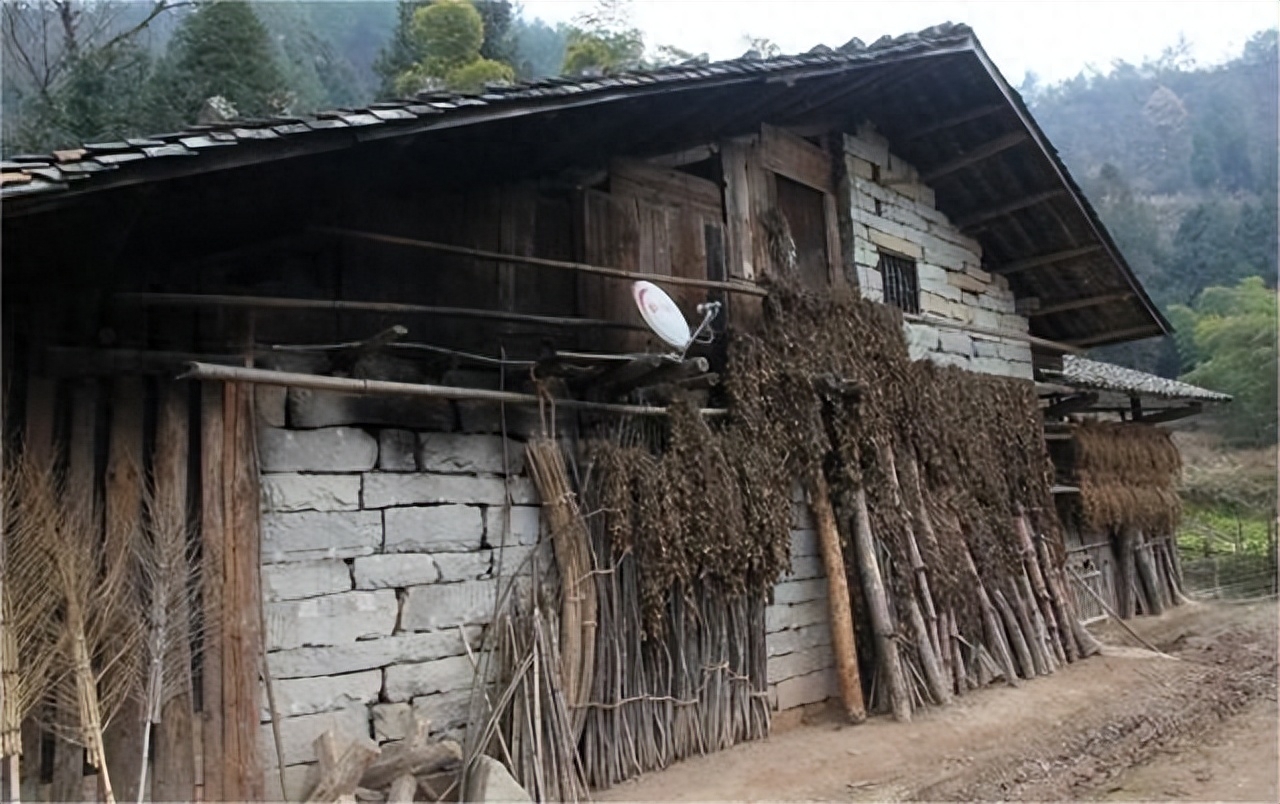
[[994, 245, 1104, 275], [317, 227, 769, 296], [1015, 514, 1067, 664], [102, 378, 148, 804], [1116, 528, 1138, 620], [803, 470, 866, 723], [181, 362, 728, 419], [153, 383, 196, 804], [222, 382, 264, 801], [850, 488, 911, 721], [1029, 292, 1133, 317], [200, 384, 226, 803], [1133, 532, 1165, 616], [992, 590, 1035, 680], [921, 131, 1029, 184]]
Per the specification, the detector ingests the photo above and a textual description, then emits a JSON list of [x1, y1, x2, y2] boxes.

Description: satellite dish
[[632, 280, 692, 349]]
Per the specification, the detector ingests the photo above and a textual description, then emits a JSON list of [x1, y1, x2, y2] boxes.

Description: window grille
[[879, 252, 920, 313]]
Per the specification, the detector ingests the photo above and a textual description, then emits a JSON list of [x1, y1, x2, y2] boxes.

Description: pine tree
[[146, 0, 285, 129]]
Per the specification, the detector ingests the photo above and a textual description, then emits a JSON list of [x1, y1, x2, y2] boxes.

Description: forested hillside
[[1023, 30, 1277, 445]]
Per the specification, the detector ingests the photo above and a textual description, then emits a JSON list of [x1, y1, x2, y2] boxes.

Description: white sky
[[521, 0, 1279, 85]]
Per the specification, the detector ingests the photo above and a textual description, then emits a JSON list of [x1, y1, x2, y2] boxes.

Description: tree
[[508, 16, 568, 79], [146, 0, 285, 129], [561, 0, 643, 75], [1171, 277, 1278, 446], [1, 0, 182, 152], [391, 0, 512, 96], [374, 0, 514, 98]]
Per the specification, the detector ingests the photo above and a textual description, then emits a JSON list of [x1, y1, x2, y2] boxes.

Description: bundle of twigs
[[525, 438, 596, 740]]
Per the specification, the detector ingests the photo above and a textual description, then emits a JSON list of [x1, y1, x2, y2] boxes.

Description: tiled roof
[[0, 23, 975, 200], [1061, 355, 1231, 403]]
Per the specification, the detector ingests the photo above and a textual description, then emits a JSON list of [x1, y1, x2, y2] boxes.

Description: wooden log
[[154, 383, 196, 804], [992, 590, 1035, 680], [961, 546, 1020, 688], [1038, 537, 1082, 662], [102, 378, 148, 804], [306, 733, 381, 803], [1134, 533, 1165, 617], [1116, 528, 1138, 620], [904, 593, 952, 707], [886, 451, 941, 658], [1015, 576, 1051, 675], [200, 383, 225, 803], [360, 741, 461, 792], [804, 470, 867, 723], [386, 774, 418, 804], [945, 611, 965, 697], [222, 382, 264, 801], [937, 608, 952, 691], [1014, 514, 1067, 664], [849, 487, 911, 721]]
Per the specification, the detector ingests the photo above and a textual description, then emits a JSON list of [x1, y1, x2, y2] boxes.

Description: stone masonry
[[843, 124, 1035, 380], [256, 387, 548, 800]]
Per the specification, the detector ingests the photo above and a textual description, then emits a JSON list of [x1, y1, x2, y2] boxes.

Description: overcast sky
[[521, 0, 1278, 85]]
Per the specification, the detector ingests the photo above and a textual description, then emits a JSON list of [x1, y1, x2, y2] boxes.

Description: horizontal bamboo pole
[[318, 226, 770, 297], [116, 292, 642, 330], [902, 312, 1082, 354], [180, 362, 728, 418]]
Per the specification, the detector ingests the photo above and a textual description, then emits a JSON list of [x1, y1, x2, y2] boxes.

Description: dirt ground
[[595, 599, 1278, 802]]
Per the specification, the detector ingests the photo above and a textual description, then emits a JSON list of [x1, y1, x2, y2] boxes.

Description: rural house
[[1, 22, 1229, 803]]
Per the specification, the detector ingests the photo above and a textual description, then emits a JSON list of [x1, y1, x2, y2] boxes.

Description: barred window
[[879, 252, 920, 313]]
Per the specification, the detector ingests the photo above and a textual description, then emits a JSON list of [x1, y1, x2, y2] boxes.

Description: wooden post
[[1015, 514, 1068, 664], [1134, 532, 1165, 616], [200, 383, 226, 803], [102, 378, 148, 803], [992, 590, 1035, 680], [1116, 528, 1138, 619], [803, 470, 866, 723], [153, 383, 196, 803], [849, 488, 911, 721], [222, 382, 264, 801]]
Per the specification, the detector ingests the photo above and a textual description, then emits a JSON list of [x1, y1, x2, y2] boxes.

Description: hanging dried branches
[[1074, 422, 1182, 535]]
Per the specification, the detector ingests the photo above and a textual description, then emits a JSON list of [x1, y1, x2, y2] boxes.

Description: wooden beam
[[199, 383, 225, 804], [1137, 404, 1203, 424], [955, 189, 1068, 230], [316, 227, 768, 296], [902, 312, 1082, 354], [1043, 392, 1098, 418], [903, 103, 1006, 141], [1068, 325, 1163, 347], [115, 293, 648, 330], [993, 245, 1104, 275], [920, 131, 1029, 184], [1029, 292, 1133, 317]]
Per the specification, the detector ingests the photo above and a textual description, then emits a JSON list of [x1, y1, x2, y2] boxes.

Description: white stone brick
[[919, 292, 950, 316], [384, 505, 485, 553], [259, 426, 378, 473], [263, 763, 317, 802], [765, 600, 827, 633], [946, 301, 976, 323], [379, 429, 418, 472], [906, 323, 942, 360], [843, 132, 889, 167], [372, 702, 413, 743], [261, 473, 361, 513], [773, 667, 837, 710], [268, 627, 482, 679], [262, 670, 382, 720], [767, 622, 832, 657], [773, 578, 828, 606], [401, 580, 496, 632], [999, 342, 1033, 362], [486, 506, 542, 547], [434, 551, 493, 582], [973, 309, 1002, 331], [782, 554, 825, 581], [260, 706, 370, 768], [384, 654, 475, 701], [265, 590, 398, 650], [867, 227, 923, 260], [261, 510, 382, 564], [363, 473, 505, 508], [939, 331, 973, 356], [413, 689, 474, 734], [768, 644, 835, 681], [845, 154, 875, 180], [973, 339, 1002, 358], [508, 476, 539, 505], [256, 384, 287, 428], [928, 352, 970, 370], [789, 529, 819, 559], [353, 554, 440, 589], [263, 559, 352, 602], [790, 502, 815, 530], [417, 433, 524, 475]]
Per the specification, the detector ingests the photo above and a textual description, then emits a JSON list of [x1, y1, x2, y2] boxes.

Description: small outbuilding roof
[[1060, 355, 1232, 403]]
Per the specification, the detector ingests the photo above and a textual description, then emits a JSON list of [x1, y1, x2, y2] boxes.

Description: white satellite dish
[[632, 280, 692, 349]]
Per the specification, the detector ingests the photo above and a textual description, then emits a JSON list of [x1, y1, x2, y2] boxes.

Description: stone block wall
[[765, 484, 838, 713], [842, 125, 1034, 380], [255, 387, 548, 800]]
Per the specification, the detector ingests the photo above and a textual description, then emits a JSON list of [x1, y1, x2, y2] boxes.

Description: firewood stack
[[303, 718, 462, 803]]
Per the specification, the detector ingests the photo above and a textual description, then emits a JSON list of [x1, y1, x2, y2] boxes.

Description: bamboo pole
[[804, 470, 867, 723], [886, 450, 942, 659], [317, 227, 770, 297], [181, 362, 728, 418], [1035, 533, 1081, 662], [1016, 514, 1075, 663], [850, 487, 911, 721]]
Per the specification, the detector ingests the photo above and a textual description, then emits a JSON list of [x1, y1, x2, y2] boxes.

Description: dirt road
[[595, 600, 1278, 802]]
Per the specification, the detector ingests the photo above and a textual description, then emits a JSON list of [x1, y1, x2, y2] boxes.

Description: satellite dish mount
[[631, 280, 720, 360]]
